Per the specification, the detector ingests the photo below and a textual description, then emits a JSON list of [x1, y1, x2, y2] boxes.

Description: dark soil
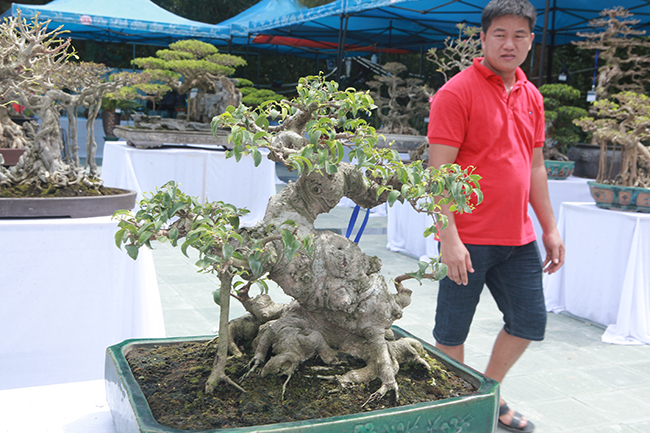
[[0, 183, 126, 198], [126, 339, 476, 431]]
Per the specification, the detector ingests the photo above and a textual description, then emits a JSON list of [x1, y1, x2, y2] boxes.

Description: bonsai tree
[[236, 78, 283, 108], [366, 62, 429, 135], [539, 83, 589, 160], [0, 12, 71, 161], [114, 74, 482, 402], [51, 62, 143, 174], [575, 91, 650, 187], [427, 23, 483, 84], [131, 39, 246, 122], [574, 7, 650, 103]]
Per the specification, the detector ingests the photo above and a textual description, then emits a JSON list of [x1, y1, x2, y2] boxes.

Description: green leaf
[[125, 245, 139, 260], [114, 229, 126, 249], [248, 254, 264, 278], [253, 148, 262, 167], [434, 262, 448, 280], [222, 243, 234, 261], [325, 161, 337, 174], [256, 280, 269, 295], [212, 289, 221, 306], [387, 190, 400, 206]]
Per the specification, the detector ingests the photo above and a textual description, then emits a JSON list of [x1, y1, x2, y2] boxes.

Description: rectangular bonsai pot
[[105, 326, 499, 433]]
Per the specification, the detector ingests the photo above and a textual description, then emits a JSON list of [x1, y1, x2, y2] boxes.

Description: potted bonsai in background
[[569, 7, 650, 179], [109, 74, 498, 432], [407, 23, 482, 164], [113, 39, 247, 148], [539, 83, 589, 179], [575, 91, 650, 212], [0, 13, 136, 218], [236, 78, 284, 108]]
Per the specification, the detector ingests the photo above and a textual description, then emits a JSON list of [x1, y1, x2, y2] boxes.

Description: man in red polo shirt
[[428, 0, 565, 432]]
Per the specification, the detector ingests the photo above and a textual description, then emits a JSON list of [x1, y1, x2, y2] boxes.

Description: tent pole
[[336, 14, 349, 83], [132, 44, 136, 71], [419, 45, 424, 77], [537, 0, 550, 86]]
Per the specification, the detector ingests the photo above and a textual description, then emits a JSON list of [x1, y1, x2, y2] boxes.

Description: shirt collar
[[472, 57, 528, 88]]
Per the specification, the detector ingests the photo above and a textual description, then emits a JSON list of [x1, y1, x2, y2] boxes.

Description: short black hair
[[481, 0, 537, 33]]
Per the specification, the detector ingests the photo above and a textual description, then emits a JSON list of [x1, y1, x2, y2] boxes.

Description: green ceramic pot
[[588, 181, 650, 213], [105, 326, 499, 433], [544, 160, 575, 180]]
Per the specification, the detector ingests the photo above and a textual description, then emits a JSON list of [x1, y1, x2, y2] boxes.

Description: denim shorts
[[433, 241, 546, 346]]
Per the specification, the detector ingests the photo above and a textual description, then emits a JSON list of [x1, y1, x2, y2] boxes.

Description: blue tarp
[[238, 0, 650, 52], [2, 0, 230, 46]]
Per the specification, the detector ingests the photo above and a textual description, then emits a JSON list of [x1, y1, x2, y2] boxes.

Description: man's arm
[[529, 147, 565, 274], [429, 143, 474, 285]]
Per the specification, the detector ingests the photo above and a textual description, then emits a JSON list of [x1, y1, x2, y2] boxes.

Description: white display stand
[[0, 216, 165, 390], [101, 141, 276, 226], [544, 202, 650, 345], [386, 176, 594, 260], [0, 379, 117, 433]]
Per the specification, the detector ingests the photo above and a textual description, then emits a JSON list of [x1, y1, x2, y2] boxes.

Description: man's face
[[480, 14, 534, 77]]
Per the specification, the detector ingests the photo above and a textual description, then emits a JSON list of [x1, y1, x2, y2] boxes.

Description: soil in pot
[[126, 339, 476, 431], [0, 183, 126, 198]]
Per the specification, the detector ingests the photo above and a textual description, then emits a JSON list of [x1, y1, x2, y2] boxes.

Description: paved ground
[[149, 173, 650, 433]]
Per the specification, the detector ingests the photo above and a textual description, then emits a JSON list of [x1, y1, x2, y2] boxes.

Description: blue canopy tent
[[232, 0, 650, 83], [1, 0, 230, 46]]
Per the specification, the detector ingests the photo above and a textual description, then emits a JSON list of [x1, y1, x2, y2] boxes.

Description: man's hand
[[541, 231, 565, 274], [439, 236, 474, 285]]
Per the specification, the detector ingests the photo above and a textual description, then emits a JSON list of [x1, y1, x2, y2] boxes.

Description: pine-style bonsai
[[131, 39, 246, 122], [539, 83, 589, 161], [114, 74, 482, 403]]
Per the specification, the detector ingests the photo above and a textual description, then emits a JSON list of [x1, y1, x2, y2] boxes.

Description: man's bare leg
[[484, 328, 532, 427], [435, 342, 464, 363]]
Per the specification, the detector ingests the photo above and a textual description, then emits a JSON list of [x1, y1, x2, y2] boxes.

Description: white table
[[0, 380, 117, 433], [101, 141, 276, 226], [544, 202, 650, 345], [387, 176, 594, 260], [0, 217, 165, 390]]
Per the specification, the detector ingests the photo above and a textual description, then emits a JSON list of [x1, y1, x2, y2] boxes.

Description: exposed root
[[205, 370, 246, 394]]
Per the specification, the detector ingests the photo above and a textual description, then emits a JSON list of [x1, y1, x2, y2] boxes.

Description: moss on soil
[[0, 183, 126, 198], [126, 339, 476, 431]]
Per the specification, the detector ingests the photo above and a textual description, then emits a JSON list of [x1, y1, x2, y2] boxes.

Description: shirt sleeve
[[427, 88, 467, 149]]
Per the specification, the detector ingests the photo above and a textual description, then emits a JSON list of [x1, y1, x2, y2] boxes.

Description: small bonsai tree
[[131, 40, 246, 122], [574, 7, 650, 103], [366, 62, 429, 135], [427, 23, 483, 84], [575, 91, 650, 187], [114, 75, 482, 402], [539, 83, 589, 160], [0, 12, 71, 157], [236, 78, 283, 108]]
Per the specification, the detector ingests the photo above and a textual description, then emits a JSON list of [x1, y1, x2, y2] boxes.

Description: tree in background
[[131, 39, 246, 122]]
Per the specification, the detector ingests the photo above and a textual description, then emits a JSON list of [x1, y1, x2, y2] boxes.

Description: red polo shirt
[[427, 57, 545, 246]]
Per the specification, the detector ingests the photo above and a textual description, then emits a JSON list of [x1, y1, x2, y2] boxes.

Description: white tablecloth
[[0, 217, 165, 390], [386, 176, 594, 260], [0, 380, 117, 433], [101, 141, 276, 226], [545, 202, 650, 345]]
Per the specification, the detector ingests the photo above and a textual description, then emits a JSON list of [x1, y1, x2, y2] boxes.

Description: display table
[[101, 141, 276, 226], [545, 202, 650, 345], [0, 380, 117, 433], [387, 176, 594, 260], [0, 217, 165, 390]]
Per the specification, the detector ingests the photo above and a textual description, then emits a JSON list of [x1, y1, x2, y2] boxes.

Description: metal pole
[[537, 0, 550, 87], [336, 14, 349, 83]]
